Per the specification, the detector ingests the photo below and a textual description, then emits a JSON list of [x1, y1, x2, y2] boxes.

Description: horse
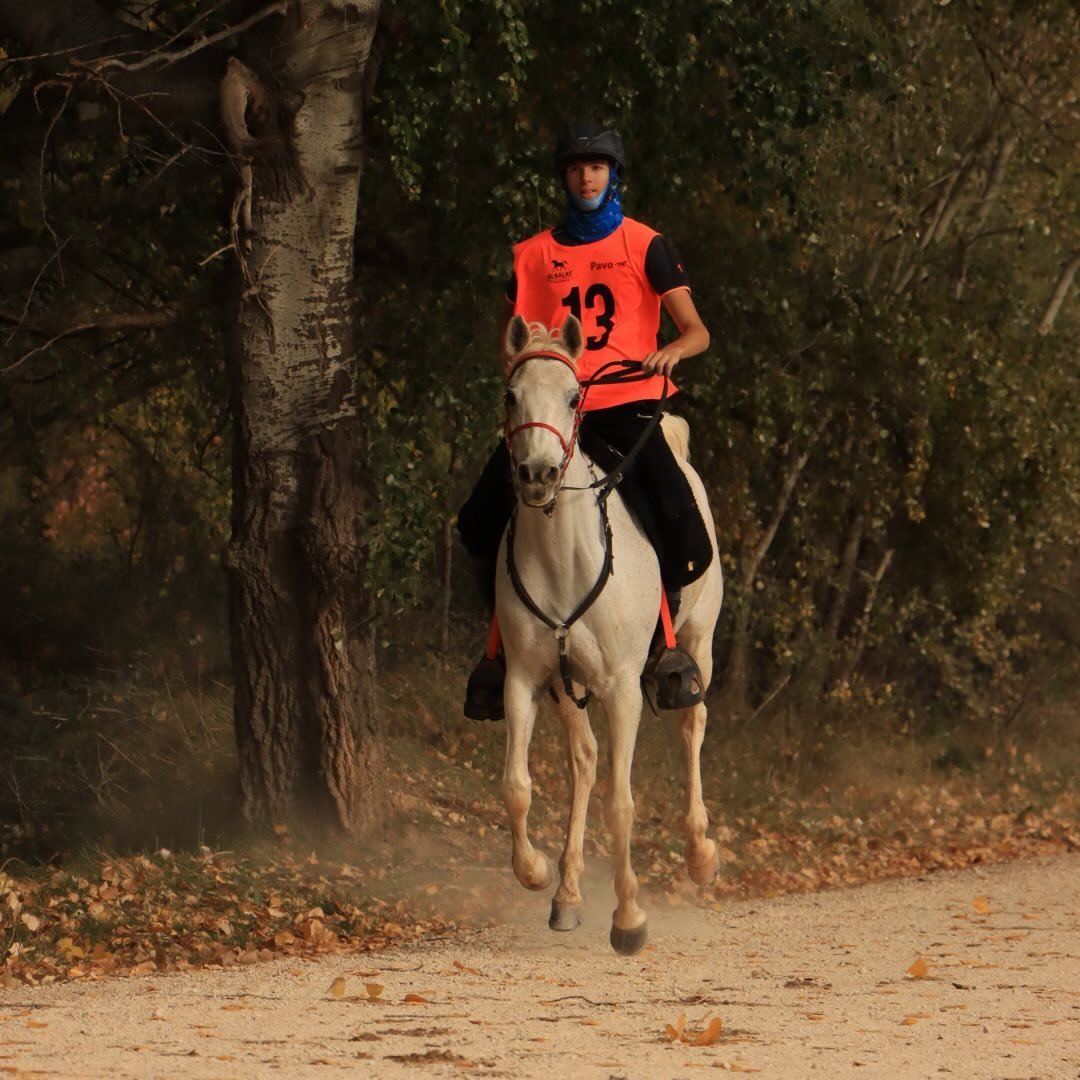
[[496, 313, 724, 955]]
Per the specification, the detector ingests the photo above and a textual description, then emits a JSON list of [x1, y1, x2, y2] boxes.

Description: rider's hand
[[642, 345, 684, 377]]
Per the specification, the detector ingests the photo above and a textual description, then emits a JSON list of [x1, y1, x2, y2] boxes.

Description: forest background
[[0, 0, 1077, 981]]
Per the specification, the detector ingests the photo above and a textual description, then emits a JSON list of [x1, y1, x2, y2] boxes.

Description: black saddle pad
[[578, 427, 667, 571]]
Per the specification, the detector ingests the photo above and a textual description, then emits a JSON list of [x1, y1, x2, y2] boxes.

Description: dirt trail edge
[[2, 854, 1077, 1080]]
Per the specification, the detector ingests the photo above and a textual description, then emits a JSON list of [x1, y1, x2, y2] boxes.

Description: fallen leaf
[[403, 993, 429, 1004], [907, 957, 930, 979], [365, 983, 384, 1000], [972, 896, 991, 915], [692, 1017, 723, 1045], [19, 914, 40, 933], [327, 976, 346, 999], [665, 1013, 687, 1041]]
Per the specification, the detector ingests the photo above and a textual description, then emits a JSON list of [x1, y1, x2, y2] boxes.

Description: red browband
[[504, 349, 583, 469]]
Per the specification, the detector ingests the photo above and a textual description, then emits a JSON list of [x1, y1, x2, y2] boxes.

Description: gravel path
[[2, 853, 1077, 1079]]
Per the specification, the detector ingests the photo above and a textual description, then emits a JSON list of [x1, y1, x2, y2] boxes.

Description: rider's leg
[[458, 442, 514, 721], [581, 404, 709, 708]]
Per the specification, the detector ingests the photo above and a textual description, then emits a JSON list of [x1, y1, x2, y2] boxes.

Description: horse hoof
[[688, 841, 719, 886], [549, 900, 583, 932], [609, 921, 648, 956], [516, 852, 554, 892]]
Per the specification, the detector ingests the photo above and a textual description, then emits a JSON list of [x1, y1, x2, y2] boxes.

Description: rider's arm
[[643, 289, 710, 377], [641, 236, 710, 376]]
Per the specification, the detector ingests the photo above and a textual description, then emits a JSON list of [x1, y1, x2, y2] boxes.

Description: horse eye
[[569, 392, 581, 410], [503, 389, 516, 410]]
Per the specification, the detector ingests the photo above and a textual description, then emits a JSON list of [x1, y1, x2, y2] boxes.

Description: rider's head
[[554, 123, 626, 212]]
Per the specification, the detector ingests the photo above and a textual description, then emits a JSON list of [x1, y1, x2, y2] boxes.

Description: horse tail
[[660, 414, 691, 460]]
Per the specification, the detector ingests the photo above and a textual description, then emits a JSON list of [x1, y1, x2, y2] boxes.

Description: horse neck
[[512, 449, 606, 569]]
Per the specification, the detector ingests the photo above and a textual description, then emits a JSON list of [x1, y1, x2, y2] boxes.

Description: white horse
[[496, 313, 724, 955]]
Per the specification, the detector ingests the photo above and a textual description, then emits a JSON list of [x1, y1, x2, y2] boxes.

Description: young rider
[[458, 121, 714, 719]]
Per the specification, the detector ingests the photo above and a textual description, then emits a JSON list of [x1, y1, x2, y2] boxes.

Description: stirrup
[[464, 654, 505, 721], [647, 645, 704, 710]]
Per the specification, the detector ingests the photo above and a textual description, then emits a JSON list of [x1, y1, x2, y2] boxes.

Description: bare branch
[[1, 300, 193, 375], [1037, 252, 1080, 336], [94, 3, 288, 73], [1, 239, 69, 352]]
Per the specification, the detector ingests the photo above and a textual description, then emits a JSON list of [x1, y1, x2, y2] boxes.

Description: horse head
[[503, 315, 585, 509]]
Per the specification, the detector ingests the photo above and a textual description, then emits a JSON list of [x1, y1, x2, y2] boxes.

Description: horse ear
[[561, 315, 584, 360], [505, 314, 530, 358]]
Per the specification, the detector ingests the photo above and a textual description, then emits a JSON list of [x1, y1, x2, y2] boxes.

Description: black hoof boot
[[609, 921, 648, 955], [549, 900, 583, 932], [464, 654, 505, 721], [648, 645, 704, 710]]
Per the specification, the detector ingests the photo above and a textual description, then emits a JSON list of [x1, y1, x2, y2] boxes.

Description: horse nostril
[[542, 465, 560, 486], [517, 463, 533, 485]]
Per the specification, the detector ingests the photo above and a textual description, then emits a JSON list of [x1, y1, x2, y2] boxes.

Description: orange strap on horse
[[484, 613, 502, 661], [659, 591, 677, 650]]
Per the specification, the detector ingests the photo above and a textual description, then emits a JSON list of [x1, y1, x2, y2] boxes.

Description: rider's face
[[565, 159, 611, 200]]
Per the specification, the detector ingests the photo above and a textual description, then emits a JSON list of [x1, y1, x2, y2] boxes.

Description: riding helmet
[[553, 122, 627, 173]]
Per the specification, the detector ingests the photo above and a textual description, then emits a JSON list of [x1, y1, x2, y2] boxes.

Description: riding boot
[[645, 589, 705, 710], [464, 650, 505, 721], [463, 555, 505, 721]]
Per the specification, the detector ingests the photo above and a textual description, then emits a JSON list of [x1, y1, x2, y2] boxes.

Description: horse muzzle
[[516, 462, 561, 508]]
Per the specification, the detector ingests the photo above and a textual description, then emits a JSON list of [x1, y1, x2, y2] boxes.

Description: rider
[[458, 121, 714, 719]]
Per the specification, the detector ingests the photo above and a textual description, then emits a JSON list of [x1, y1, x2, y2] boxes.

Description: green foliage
[[363, 0, 1080, 731], [1, 0, 1076, 746]]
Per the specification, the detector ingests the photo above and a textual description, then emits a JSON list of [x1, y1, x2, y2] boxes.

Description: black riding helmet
[[553, 122, 627, 174]]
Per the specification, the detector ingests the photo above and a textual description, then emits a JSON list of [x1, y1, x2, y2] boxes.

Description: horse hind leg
[[678, 699, 719, 886], [673, 629, 719, 886], [548, 685, 597, 932], [502, 676, 554, 893]]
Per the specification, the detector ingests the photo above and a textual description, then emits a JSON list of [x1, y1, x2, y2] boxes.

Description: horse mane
[[520, 321, 570, 356], [661, 414, 691, 461]]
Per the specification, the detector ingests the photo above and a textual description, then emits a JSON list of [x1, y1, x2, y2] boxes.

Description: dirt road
[[2, 854, 1077, 1079]]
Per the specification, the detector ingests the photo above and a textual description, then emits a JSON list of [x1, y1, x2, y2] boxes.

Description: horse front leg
[[549, 685, 597, 932], [502, 674, 554, 892], [604, 680, 647, 955], [678, 699, 719, 886]]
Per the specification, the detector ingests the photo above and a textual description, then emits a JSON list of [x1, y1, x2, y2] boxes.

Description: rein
[[503, 355, 670, 709]]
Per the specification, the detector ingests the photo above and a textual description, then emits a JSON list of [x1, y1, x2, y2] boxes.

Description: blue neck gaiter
[[562, 172, 624, 243]]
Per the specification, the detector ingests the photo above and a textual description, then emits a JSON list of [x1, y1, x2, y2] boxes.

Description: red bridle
[[504, 350, 584, 476]]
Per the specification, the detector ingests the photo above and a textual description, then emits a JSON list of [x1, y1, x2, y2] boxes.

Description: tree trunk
[[225, 0, 385, 832]]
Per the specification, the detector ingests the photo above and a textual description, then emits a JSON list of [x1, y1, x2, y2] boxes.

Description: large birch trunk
[[225, 0, 385, 832]]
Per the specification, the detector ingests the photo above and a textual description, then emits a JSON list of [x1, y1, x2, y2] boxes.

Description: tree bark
[[226, 0, 385, 832]]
